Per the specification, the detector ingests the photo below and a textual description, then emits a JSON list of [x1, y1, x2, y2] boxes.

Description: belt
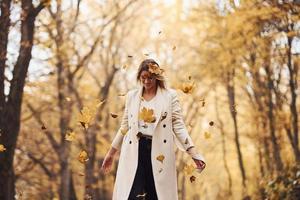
[[137, 132, 152, 140]]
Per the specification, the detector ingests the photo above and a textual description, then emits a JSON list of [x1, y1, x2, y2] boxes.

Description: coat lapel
[[131, 86, 164, 136]]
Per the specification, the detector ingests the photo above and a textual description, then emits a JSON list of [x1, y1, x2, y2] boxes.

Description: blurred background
[[0, 0, 300, 199]]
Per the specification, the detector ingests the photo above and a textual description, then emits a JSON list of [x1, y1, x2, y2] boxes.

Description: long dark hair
[[136, 59, 166, 89]]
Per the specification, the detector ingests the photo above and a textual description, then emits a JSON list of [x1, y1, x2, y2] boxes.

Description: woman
[[101, 59, 206, 200]]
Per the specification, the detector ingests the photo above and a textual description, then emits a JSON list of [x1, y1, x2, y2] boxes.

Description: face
[[140, 70, 157, 90]]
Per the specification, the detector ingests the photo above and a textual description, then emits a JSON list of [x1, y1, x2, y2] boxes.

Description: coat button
[[163, 124, 166, 128], [129, 141, 132, 144], [164, 139, 167, 143]]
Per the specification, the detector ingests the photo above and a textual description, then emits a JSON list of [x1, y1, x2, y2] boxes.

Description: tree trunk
[[226, 69, 247, 187], [0, 1, 45, 198]]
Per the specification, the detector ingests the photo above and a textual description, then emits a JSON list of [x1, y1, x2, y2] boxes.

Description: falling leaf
[[180, 81, 195, 94], [156, 155, 165, 163], [118, 93, 126, 97], [184, 164, 195, 175], [204, 131, 211, 139], [172, 46, 176, 51], [78, 172, 85, 176], [136, 193, 147, 198], [96, 100, 105, 108], [144, 53, 149, 56], [65, 131, 76, 142], [78, 150, 89, 163], [0, 144, 6, 152], [78, 107, 93, 129], [139, 107, 156, 123], [122, 65, 127, 69], [148, 63, 163, 75], [188, 75, 192, 80], [190, 175, 196, 183], [128, 55, 133, 58], [41, 125, 47, 130], [120, 127, 128, 136], [209, 121, 214, 126], [110, 113, 118, 118], [158, 31, 162, 34]]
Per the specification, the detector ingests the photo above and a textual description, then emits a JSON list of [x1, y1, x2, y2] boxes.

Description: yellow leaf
[[156, 154, 165, 163], [180, 81, 195, 94], [96, 100, 105, 108], [120, 127, 129, 136], [184, 164, 195, 175], [65, 131, 76, 142], [78, 150, 89, 163], [148, 63, 163, 75], [139, 107, 156, 123], [0, 144, 6, 152], [78, 106, 93, 129], [204, 131, 211, 139]]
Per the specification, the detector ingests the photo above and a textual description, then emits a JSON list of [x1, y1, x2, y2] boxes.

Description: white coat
[[111, 86, 205, 200]]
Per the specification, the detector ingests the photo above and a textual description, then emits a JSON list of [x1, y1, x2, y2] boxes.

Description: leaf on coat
[[139, 107, 156, 123], [160, 112, 168, 121], [190, 175, 196, 183], [204, 131, 211, 139], [0, 144, 6, 152], [120, 127, 129, 135], [65, 131, 76, 142], [78, 150, 89, 163], [110, 113, 118, 118], [184, 138, 189, 145], [184, 164, 195, 175], [136, 193, 147, 198], [156, 155, 165, 163]]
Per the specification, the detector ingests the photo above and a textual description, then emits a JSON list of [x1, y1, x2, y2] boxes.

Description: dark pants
[[128, 137, 158, 200]]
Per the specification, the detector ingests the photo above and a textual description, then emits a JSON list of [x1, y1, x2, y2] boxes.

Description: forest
[[0, 0, 299, 199]]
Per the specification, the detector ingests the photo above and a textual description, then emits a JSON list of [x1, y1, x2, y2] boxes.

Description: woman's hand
[[101, 147, 118, 174], [192, 158, 206, 172], [187, 147, 206, 172]]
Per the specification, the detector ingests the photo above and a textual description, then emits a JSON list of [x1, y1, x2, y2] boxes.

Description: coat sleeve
[[111, 92, 129, 150], [171, 89, 195, 151]]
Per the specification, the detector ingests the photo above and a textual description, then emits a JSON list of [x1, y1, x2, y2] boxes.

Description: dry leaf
[[78, 106, 93, 129], [139, 107, 156, 123], [148, 63, 163, 75], [156, 155, 165, 163], [204, 131, 211, 139], [181, 81, 195, 94], [184, 164, 195, 175], [190, 175, 196, 183], [172, 46, 176, 50], [78, 150, 89, 163], [120, 127, 129, 136], [184, 138, 189, 145], [65, 97, 71, 102], [0, 144, 6, 152], [41, 125, 47, 130], [65, 131, 76, 142], [110, 113, 118, 118]]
